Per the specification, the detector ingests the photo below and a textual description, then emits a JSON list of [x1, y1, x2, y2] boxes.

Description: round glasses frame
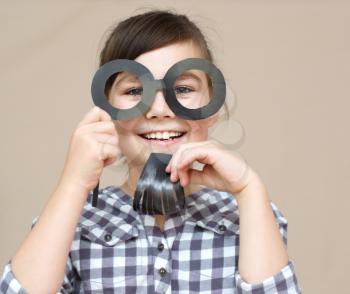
[[91, 58, 226, 120]]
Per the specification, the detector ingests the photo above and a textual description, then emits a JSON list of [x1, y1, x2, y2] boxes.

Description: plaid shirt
[[1, 186, 302, 293]]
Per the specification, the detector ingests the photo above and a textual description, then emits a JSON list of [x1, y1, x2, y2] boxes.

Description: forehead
[[134, 41, 205, 79]]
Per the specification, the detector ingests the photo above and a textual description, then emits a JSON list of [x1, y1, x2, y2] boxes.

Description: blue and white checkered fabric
[[1, 186, 302, 293]]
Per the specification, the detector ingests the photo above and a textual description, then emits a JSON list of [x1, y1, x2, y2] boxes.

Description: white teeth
[[143, 131, 184, 140]]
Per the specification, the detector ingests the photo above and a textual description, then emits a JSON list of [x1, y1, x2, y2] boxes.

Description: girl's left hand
[[165, 140, 254, 195]]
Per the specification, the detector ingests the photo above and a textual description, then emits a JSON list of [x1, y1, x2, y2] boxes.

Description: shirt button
[[159, 267, 167, 277], [157, 243, 164, 252], [218, 224, 227, 231], [104, 233, 112, 242]]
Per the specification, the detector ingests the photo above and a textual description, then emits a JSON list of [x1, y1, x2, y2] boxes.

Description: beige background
[[1, 1, 349, 293]]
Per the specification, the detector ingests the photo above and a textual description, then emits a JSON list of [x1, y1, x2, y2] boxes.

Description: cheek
[[114, 121, 137, 151], [115, 120, 137, 133], [114, 120, 150, 164], [187, 121, 209, 140]]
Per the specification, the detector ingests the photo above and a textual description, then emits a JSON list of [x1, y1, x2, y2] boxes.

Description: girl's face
[[111, 41, 218, 167]]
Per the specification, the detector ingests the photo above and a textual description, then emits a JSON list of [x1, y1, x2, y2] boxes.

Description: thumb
[[187, 166, 217, 189]]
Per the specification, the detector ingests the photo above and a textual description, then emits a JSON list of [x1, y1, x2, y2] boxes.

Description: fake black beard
[[132, 153, 185, 215], [91, 153, 186, 216]]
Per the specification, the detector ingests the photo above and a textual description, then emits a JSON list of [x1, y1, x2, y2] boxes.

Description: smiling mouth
[[138, 131, 186, 141]]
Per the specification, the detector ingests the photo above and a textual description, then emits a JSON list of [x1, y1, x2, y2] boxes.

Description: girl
[[0, 10, 301, 293]]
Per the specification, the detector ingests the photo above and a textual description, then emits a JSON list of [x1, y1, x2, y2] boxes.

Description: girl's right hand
[[60, 106, 120, 192]]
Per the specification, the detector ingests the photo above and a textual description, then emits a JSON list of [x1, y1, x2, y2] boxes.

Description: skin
[[114, 41, 289, 282], [10, 41, 289, 293], [110, 41, 218, 228]]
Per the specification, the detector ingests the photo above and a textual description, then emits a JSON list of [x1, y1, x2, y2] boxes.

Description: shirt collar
[[102, 185, 240, 236]]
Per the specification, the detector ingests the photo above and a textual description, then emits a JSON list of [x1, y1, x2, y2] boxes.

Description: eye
[[174, 86, 193, 94], [126, 87, 143, 96]]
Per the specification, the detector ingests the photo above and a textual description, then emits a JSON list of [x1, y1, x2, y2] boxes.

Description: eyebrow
[[176, 72, 203, 83], [114, 73, 140, 86], [113, 70, 206, 86]]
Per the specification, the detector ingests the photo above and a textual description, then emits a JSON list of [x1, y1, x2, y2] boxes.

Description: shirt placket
[[139, 213, 186, 294]]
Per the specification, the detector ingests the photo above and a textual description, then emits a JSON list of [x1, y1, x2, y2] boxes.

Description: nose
[[145, 85, 176, 119]]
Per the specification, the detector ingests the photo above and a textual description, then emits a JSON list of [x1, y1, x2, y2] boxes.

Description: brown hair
[[100, 9, 213, 66], [99, 9, 229, 118]]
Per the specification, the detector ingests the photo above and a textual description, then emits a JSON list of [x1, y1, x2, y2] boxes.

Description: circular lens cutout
[[106, 71, 143, 110], [174, 69, 213, 109]]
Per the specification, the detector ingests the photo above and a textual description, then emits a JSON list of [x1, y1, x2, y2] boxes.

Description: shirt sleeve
[[234, 202, 302, 293], [0, 217, 79, 294]]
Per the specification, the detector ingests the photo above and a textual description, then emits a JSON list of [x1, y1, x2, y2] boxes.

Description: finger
[[174, 146, 215, 183], [98, 143, 120, 161], [165, 158, 173, 173], [186, 167, 214, 188], [93, 133, 119, 146], [81, 121, 117, 136], [177, 163, 191, 187], [104, 156, 118, 167], [186, 169, 204, 186], [169, 141, 213, 180], [103, 148, 121, 167], [178, 145, 217, 169], [176, 152, 203, 186], [169, 151, 181, 182], [168, 145, 193, 181], [78, 106, 112, 127]]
